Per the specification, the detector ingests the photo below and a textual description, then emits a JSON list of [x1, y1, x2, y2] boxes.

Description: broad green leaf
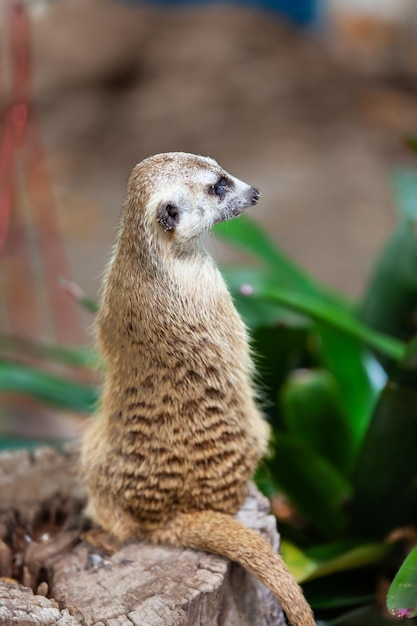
[[0, 361, 98, 414], [280, 369, 354, 475], [220, 266, 307, 330], [217, 216, 388, 452], [303, 571, 376, 611], [393, 169, 417, 221], [253, 324, 314, 427], [216, 215, 405, 358], [387, 546, 417, 618], [258, 286, 404, 361], [316, 326, 383, 454], [350, 336, 417, 537], [253, 461, 280, 498], [305, 542, 389, 583], [268, 433, 353, 538], [282, 539, 390, 584], [239, 284, 397, 444], [350, 386, 417, 537], [360, 170, 417, 347], [0, 334, 97, 369], [215, 215, 350, 310], [217, 206, 385, 450], [215, 216, 320, 293], [395, 335, 417, 388], [281, 540, 318, 582]]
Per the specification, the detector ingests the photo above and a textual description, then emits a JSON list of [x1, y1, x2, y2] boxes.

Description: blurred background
[[1, 0, 417, 341]]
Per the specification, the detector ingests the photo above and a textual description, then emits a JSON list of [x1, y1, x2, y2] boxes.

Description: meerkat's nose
[[251, 187, 261, 204]]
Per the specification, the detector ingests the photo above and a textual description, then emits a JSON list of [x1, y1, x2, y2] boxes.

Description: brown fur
[[81, 152, 316, 626]]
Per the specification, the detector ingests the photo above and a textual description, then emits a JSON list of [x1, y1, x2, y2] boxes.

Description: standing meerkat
[[81, 152, 316, 626]]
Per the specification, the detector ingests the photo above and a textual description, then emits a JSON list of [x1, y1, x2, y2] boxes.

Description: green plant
[[2, 162, 417, 624], [211, 159, 417, 623]]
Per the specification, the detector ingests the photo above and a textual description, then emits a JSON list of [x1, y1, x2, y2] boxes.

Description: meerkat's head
[[122, 152, 260, 254]]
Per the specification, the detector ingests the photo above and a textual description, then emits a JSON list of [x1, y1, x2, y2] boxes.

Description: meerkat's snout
[[251, 187, 261, 204]]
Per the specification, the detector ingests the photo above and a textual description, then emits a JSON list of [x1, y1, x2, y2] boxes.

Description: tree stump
[[0, 445, 286, 625]]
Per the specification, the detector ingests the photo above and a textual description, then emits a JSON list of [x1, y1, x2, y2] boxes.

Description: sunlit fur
[[81, 152, 316, 626]]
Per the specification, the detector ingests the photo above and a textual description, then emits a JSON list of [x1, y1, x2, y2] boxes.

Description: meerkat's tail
[[161, 510, 316, 626]]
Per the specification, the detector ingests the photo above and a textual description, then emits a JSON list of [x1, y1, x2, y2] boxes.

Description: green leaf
[[305, 542, 389, 583], [281, 540, 318, 582], [253, 461, 280, 498], [316, 326, 383, 454], [253, 323, 314, 427], [217, 215, 405, 358], [217, 215, 388, 455], [350, 385, 417, 537], [257, 286, 404, 361], [280, 369, 354, 475], [268, 433, 353, 538], [387, 546, 417, 618], [303, 572, 376, 612], [220, 266, 306, 330], [360, 170, 417, 349], [0, 334, 97, 369], [0, 360, 98, 414], [350, 337, 417, 537], [282, 539, 390, 584], [393, 169, 417, 221], [215, 216, 319, 293], [240, 282, 400, 452], [395, 335, 417, 388], [215, 215, 351, 311]]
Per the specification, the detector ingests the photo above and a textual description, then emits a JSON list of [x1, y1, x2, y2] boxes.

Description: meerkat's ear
[[157, 201, 180, 232]]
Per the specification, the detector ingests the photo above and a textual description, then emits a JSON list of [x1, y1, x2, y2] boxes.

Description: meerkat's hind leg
[[83, 494, 145, 544]]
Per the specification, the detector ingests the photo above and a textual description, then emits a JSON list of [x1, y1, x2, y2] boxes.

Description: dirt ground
[[2, 0, 417, 344]]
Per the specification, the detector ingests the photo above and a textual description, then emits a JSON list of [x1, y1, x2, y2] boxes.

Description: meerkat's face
[[130, 153, 260, 248]]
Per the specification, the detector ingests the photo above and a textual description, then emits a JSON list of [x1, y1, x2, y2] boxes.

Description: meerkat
[[81, 152, 316, 626]]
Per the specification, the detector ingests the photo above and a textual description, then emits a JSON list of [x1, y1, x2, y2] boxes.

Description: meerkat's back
[[81, 152, 316, 626]]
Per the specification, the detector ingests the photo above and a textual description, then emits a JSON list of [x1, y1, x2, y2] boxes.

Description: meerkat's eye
[[209, 176, 232, 201]]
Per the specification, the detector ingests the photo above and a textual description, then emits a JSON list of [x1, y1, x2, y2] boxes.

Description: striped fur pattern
[[81, 153, 316, 626]]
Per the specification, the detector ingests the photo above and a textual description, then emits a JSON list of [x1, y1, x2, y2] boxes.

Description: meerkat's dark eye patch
[[157, 202, 180, 231], [208, 176, 233, 201]]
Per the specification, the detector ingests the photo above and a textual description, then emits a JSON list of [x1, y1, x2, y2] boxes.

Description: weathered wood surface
[[0, 445, 285, 626], [0, 579, 80, 626]]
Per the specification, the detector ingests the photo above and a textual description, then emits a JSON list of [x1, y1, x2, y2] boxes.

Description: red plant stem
[[0, 115, 16, 251], [1, 0, 39, 338], [10, 1, 31, 104], [0, 103, 28, 250], [2, 0, 84, 344], [0, 0, 30, 252], [25, 119, 85, 344], [2, 171, 41, 338]]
